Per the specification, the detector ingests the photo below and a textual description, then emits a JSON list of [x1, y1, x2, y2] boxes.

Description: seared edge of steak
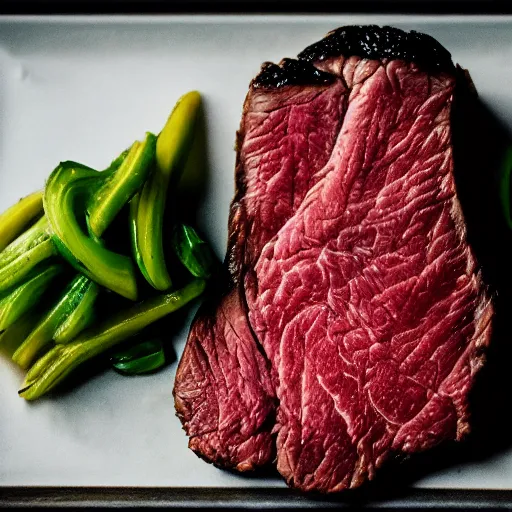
[[253, 58, 336, 89], [254, 25, 454, 89], [299, 25, 454, 71]]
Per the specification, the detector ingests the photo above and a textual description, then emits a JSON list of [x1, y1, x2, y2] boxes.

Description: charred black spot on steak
[[253, 59, 335, 89]]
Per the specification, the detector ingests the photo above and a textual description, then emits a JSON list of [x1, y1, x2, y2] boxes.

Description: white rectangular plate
[[0, 14, 511, 491]]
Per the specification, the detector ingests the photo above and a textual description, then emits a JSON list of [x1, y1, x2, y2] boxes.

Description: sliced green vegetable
[[12, 275, 98, 369], [500, 145, 512, 229], [0, 190, 43, 252], [0, 265, 63, 332], [19, 278, 206, 400], [0, 216, 55, 295], [44, 162, 138, 300], [54, 279, 99, 345], [129, 193, 152, 285], [111, 339, 165, 375], [11, 145, 139, 364], [133, 91, 202, 291], [0, 216, 49, 270], [88, 133, 156, 238], [0, 239, 57, 295], [172, 224, 215, 279], [52, 148, 136, 340], [103, 147, 131, 176]]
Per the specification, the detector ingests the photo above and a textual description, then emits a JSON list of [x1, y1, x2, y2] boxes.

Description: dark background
[[1, 0, 512, 15]]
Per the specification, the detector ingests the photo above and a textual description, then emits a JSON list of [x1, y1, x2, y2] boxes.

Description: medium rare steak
[[173, 26, 494, 492]]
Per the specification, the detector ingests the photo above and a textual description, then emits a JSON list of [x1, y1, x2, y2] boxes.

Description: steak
[[173, 26, 494, 492]]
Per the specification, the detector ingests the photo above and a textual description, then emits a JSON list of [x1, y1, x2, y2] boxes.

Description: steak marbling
[[173, 26, 494, 493]]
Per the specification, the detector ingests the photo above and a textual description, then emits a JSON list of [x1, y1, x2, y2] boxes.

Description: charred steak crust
[[298, 25, 454, 71], [253, 58, 336, 89], [174, 25, 494, 493], [254, 26, 454, 89]]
